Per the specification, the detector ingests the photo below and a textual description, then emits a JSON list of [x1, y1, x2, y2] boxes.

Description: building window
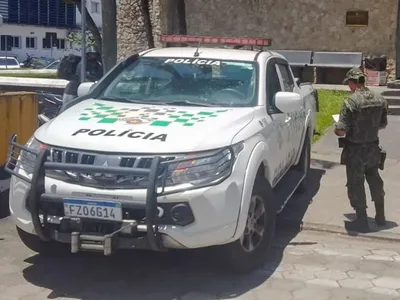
[[0, 35, 13, 51], [26, 37, 37, 49], [346, 10, 368, 26], [42, 38, 50, 49], [42, 38, 65, 49], [56, 38, 66, 49], [0, 35, 21, 50], [13, 36, 21, 48], [91, 1, 100, 13]]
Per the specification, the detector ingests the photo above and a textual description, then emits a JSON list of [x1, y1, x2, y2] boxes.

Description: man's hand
[[334, 128, 346, 136]]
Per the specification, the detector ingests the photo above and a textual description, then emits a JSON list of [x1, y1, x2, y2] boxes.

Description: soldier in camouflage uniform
[[334, 68, 388, 232]]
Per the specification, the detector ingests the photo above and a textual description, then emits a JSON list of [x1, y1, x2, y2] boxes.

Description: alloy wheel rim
[[240, 195, 266, 252]]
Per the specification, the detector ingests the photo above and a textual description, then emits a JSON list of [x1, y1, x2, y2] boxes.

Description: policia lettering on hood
[[72, 129, 168, 142]]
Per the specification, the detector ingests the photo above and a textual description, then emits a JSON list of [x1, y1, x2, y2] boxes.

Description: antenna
[[193, 41, 201, 57]]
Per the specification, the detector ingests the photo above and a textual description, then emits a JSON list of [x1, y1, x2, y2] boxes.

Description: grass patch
[[0, 72, 57, 79], [313, 89, 349, 143]]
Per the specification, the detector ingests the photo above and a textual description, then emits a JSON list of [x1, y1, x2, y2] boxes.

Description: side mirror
[[275, 92, 302, 113], [19, 63, 24, 67], [38, 114, 50, 125], [294, 77, 301, 85], [77, 82, 95, 97]]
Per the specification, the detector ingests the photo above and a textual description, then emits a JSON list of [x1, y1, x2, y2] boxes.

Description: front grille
[[46, 147, 175, 189]]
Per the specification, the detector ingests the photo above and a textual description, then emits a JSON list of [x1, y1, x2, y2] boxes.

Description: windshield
[[0, 58, 18, 66], [99, 57, 258, 107], [45, 61, 60, 69]]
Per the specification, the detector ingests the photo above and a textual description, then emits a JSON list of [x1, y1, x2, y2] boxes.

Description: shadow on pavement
[[19, 164, 327, 299], [277, 167, 326, 231], [310, 158, 341, 170], [343, 213, 399, 236], [21, 228, 302, 300]]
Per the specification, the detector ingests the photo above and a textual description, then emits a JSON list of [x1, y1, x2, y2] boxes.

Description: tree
[[176, 0, 187, 35], [140, 0, 155, 48], [101, 0, 117, 73], [65, 0, 103, 53]]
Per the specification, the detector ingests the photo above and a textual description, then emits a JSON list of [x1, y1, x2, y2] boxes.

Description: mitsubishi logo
[[92, 155, 121, 181]]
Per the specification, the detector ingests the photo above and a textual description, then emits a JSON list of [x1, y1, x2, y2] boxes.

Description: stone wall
[[116, 0, 164, 59], [117, 0, 397, 59]]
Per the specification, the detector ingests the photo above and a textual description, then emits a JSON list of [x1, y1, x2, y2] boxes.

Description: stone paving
[[280, 115, 400, 240], [2, 217, 400, 300]]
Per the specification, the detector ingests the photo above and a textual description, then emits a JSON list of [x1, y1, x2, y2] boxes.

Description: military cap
[[343, 67, 365, 84]]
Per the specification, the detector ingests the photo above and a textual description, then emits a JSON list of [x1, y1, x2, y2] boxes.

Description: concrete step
[[383, 96, 400, 106], [388, 105, 400, 115], [387, 80, 400, 89], [382, 89, 400, 97]]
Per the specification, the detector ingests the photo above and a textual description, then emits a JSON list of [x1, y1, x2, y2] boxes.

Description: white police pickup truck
[[5, 35, 318, 272]]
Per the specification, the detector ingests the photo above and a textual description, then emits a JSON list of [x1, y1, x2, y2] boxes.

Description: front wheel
[[218, 174, 276, 273]]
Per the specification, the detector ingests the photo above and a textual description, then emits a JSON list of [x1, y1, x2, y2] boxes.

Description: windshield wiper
[[99, 97, 217, 107], [162, 100, 218, 107], [99, 96, 130, 102], [99, 97, 152, 105]]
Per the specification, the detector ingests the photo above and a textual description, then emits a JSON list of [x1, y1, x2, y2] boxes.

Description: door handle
[[285, 117, 291, 123]]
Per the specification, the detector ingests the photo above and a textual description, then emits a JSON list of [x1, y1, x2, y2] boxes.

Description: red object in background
[[160, 35, 272, 47], [365, 68, 387, 86]]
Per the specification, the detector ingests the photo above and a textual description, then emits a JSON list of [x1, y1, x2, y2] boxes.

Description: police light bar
[[160, 35, 272, 47]]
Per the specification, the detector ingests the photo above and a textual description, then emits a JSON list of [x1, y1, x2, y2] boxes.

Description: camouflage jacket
[[336, 87, 388, 166]]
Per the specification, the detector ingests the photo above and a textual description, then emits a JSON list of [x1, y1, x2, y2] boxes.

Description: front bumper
[[6, 135, 244, 254]]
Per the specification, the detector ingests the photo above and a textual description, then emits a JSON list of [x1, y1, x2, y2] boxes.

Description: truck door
[[264, 58, 291, 185], [275, 62, 303, 165]]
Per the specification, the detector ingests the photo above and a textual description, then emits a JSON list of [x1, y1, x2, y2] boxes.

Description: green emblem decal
[[78, 102, 229, 127]]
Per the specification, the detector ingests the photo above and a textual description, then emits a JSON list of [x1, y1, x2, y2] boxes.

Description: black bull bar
[[5, 134, 233, 254]]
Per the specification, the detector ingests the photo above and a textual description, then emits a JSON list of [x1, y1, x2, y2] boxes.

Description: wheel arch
[[294, 120, 313, 165], [230, 142, 274, 242]]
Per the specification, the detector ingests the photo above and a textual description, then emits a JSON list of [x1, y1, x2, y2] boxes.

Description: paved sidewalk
[[3, 217, 400, 300], [280, 116, 400, 240]]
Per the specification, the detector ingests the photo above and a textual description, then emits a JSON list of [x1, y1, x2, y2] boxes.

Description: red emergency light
[[160, 35, 272, 47]]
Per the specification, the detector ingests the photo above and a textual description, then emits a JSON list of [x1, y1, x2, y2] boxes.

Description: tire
[[217, 174, 277, 273], [295, 133, 311, 194], [0, 165, 10, 180], [16, 226, 67, 256]]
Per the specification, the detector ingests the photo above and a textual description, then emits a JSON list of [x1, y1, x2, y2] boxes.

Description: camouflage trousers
[[342, 144, 385, 210]]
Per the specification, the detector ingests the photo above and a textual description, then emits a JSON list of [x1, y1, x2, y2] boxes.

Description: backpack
[[57, 54, 81, 80]]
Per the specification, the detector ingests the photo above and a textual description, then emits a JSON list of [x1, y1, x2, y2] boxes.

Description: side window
[[277, 64, 294, 92], [266, 63, 282, 108]]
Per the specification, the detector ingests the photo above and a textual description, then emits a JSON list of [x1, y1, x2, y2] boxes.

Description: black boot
[[374, 202, 386, 226], [345, 209, 370, 233]]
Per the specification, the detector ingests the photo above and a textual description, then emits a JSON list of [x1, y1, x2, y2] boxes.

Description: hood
[[35, 99, 255, 153]]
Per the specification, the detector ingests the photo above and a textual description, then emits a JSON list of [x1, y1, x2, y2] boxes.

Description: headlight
[[166, 142, 244, 187], [19, 137, 47, 175]]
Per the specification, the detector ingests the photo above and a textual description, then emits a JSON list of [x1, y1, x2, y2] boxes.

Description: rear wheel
[[295, 133, 311, 194], [218, 174, 276, 273]]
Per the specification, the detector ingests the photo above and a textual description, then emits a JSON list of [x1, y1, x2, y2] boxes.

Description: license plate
[[63, 199, 123, 222]]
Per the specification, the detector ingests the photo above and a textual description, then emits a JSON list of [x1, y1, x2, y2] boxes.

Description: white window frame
[[91, 1, 100, 13], [26, 37, 37, 49]]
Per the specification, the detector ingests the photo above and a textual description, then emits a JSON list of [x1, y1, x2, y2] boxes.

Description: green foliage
[[0, 72, 57, 79], [313, 89, 349, 143], [66, 31, 96, 47]]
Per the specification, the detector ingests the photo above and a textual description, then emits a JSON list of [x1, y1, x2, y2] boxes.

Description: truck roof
[[141, 46, 274, 62]]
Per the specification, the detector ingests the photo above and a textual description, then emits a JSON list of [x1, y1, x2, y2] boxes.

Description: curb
[[278, 218, 400, 243]]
